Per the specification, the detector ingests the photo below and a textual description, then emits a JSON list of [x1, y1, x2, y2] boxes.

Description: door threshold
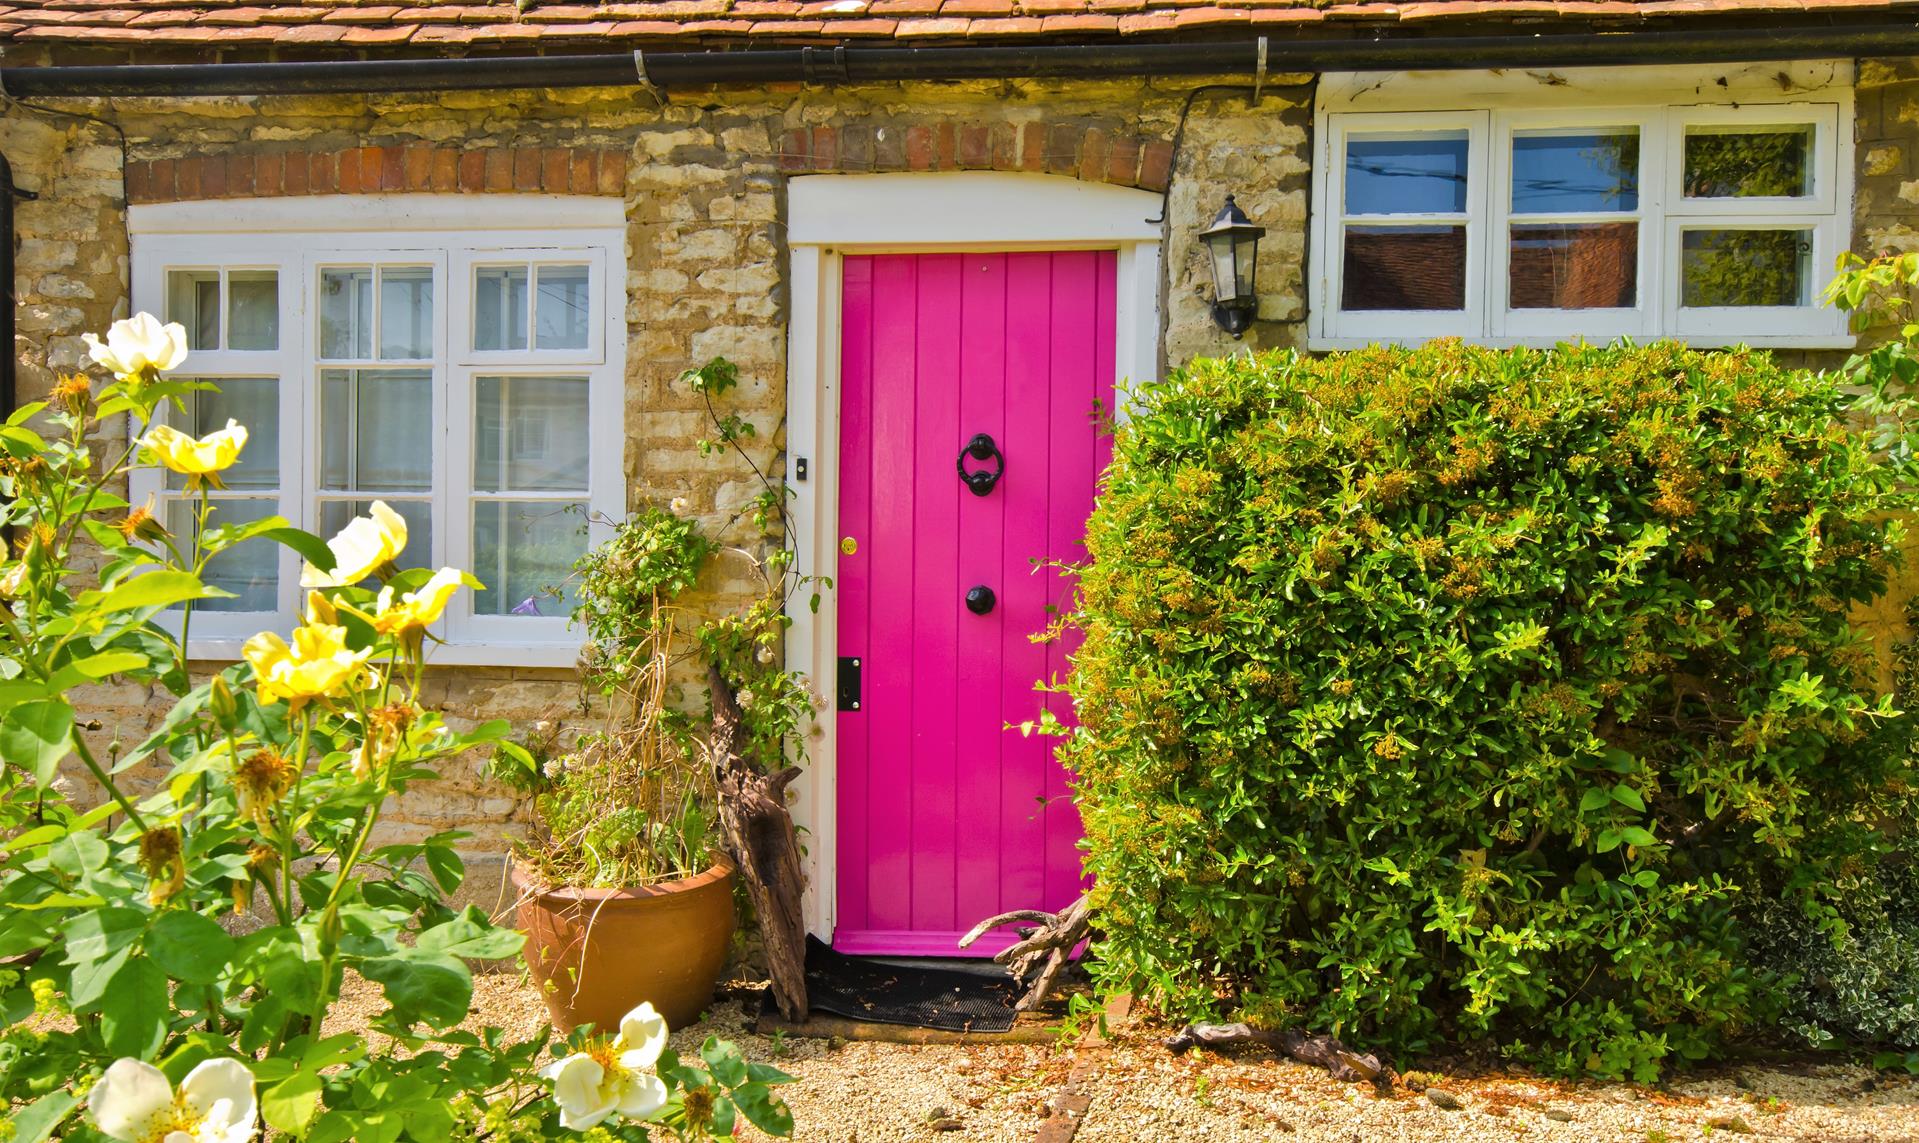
[[752, 1002, 1063, 1044]]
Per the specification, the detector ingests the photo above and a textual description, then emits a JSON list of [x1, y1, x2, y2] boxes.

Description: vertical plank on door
[[909, 254, 963, 933], [954, 253, 1009, 929], [836, 255, 874, 936], [864, 254, 920, 932], [998, 251, 1055, 912], [1042, 251, 1100, 908]]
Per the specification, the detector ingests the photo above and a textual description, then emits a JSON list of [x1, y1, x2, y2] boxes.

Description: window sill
[[1305, 334, 1858, 353], [185, 639, 583, 671]]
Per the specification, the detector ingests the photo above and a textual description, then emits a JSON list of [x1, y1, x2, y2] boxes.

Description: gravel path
[[330, 974, 1919, 1142]]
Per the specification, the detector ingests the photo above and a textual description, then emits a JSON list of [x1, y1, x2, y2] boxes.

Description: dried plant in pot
[[493, 508, 738, 1033]]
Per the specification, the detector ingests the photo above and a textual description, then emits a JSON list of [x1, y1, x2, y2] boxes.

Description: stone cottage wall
[[1, 76, 1314, 896]]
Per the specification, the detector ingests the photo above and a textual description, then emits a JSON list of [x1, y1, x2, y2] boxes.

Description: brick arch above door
[[777, 121, 1174, 192]]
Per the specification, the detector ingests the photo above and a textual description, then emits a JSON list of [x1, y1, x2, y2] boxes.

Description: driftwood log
[[707, 665, 808, 1021], [1165, 1023, 1384, 1083], [958, 893, 1092, 1011]]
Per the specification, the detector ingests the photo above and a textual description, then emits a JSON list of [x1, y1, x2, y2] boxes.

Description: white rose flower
[[89, 1057, 257, 1143], [668, 497, 690, 514], [541, 1001, 670, 1130], [82, 313, 190, 381]]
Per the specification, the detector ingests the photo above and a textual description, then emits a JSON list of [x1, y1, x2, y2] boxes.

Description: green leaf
[[414, 907, 524, 961], [1, 700, 73, 785], [146, 910, 236, 986], [100, 957, 169, 1058], [262, 1072, 324, 1139], [76, 570, 222, 618], [8, 1088, 81, 1143], [62, 906, 146, 966], [357, 953, 472, 1027], [1578, 787, 1611, 814], [1610, 784, 1646, 812], [1620, 826, 1658, 847], [259, 526, 336, 572], [730, 1081, 795, 1136], [701, 1035, 748, 1087]]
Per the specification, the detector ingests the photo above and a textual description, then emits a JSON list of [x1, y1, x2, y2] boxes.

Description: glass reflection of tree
[[1684, 129, 1809, 198], [1683, 230, 1806, 307]]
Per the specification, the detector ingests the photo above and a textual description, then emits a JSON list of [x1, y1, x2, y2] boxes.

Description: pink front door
[[834, 250, 1116, 957]]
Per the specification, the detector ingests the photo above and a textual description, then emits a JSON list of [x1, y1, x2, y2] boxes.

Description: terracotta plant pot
[[513, 859, 737, 1033]]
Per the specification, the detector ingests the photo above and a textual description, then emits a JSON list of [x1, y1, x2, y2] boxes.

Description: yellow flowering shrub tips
[[0, 316, 792, 1141], [1067, 341, 1914, 1081]]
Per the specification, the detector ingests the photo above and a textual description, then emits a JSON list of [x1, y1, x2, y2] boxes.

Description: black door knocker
[[957, 432, 1004, 497], [966, 585, 996, 615]]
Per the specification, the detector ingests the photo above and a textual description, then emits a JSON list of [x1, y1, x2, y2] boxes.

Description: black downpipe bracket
[[1, 23, 1917, 96]]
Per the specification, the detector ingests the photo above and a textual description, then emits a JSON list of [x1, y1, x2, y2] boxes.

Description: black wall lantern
[[1200, 195, 1265, 339]]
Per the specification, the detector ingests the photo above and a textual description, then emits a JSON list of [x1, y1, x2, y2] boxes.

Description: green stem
[[69, 731, 145, 833]]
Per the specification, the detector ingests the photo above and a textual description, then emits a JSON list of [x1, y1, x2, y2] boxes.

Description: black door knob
[[965, 585, 996, 615]]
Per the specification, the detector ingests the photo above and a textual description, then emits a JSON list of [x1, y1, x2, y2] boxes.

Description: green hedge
[[1066, 341, 1912, 1078]]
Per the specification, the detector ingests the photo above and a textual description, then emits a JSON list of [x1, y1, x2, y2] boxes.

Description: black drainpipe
[[0, 153, 37, 426], [0, 23, 1916, 95]]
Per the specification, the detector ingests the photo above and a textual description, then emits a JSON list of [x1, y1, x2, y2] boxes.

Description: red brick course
[[775, 118, 1173, 190], [124, 144, 628, 205]]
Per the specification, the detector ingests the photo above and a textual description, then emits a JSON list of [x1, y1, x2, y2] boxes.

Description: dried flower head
[[233, 749, 298, 825], [50, 372, 92, 415], [137, 826, 185, 906]]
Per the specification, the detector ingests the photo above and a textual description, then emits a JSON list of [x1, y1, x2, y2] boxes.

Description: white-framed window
[[1310, 65, 1855, 349], [129, 197, 626, 666]]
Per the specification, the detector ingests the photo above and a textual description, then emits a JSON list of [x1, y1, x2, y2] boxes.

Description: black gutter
[[1, 21, 1916, 95]]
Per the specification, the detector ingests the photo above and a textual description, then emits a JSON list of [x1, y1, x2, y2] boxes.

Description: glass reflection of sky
[[1345, 133, 1469, 215], [1512, 132, 1639, 214]]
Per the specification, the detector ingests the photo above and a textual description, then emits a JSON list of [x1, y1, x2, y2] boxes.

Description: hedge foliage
[[1065, 341, 1915, 1078]]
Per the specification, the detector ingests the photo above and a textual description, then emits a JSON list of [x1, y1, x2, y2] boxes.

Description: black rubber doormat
[[793, 935, 1021, 1032]]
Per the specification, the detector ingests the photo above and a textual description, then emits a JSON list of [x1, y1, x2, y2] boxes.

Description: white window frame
[[1310, 62, 1856, 350], [129, 196, 626, 667], [1326, 110, 1490, 341]]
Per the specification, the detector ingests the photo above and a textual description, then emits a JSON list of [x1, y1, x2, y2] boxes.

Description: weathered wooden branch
[[707, 664, 808, 1021], [1165, 1022, 1384, 1084], [959, 893, 1092, 1012]]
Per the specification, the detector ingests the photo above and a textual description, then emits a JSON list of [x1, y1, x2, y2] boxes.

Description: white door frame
[[783, 172, 1164, 942]]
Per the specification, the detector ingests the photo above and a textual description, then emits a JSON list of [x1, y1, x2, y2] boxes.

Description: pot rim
[[511, 855, 736, 903]]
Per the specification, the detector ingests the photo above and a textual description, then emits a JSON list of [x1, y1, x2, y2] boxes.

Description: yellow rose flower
[[372, 567, 468, 636], [242, 621, 372, 713], [139, 419, 248, 490], [301, 501, 408, 588]]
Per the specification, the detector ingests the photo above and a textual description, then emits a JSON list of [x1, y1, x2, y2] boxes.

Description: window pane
[[474, 376, 590, 492], [1511, 130, 1639, 214], [318, 499, 432, 577], [167, 498, 277, 612], [1510, 223, 1638, 309], [1681, 229, 1811, 307], [472, 500, 587, 618], [320, 268, 373, 359], [164, 378, 278, 492], [534, 265, 591, 350], [1683, 125, 1813, 198], [166, 270, 220, 351], [379, 267, 434, 360], [474, 266, 529, 352], [1341, 225, 1466, 311], [320, 369, 432, 493], [226, 270, 279, 351], [1345, 132, 1469, 215]]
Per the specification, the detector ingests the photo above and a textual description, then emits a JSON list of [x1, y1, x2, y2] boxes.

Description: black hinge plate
[[837, 656, 862, 712]]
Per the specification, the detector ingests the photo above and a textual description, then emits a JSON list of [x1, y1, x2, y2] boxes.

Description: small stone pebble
[[1425, 1088, 1463, 1110], [1543, 1107, 1574, 1122], [1706, 1114, 1755, 1134]]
